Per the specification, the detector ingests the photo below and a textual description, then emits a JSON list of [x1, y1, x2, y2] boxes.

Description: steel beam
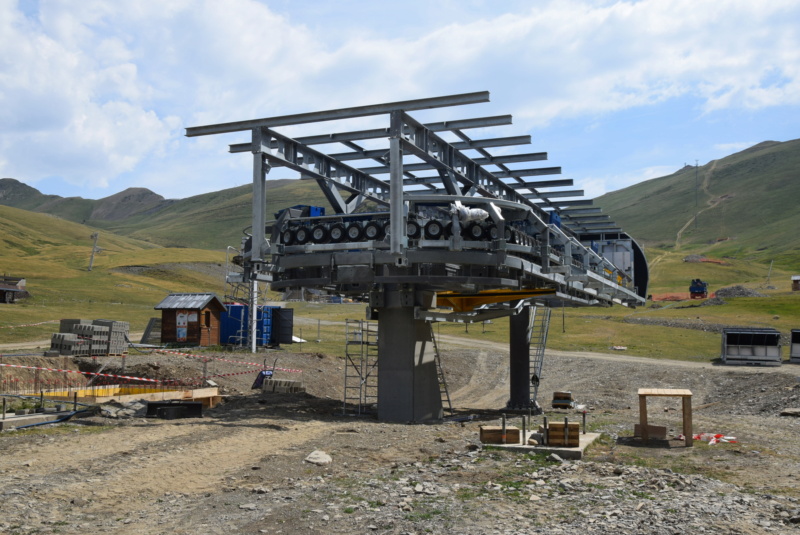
[[253, 126, 390, 212], [389, 111, 405, 255], [187, 91, 491, 137], [493, 167, 562, 178], [473, 152, 548, 166], [523, 189, 584, 199], [506, 179, 574, 190], [534, 199, 594, 207], [558, 207, 603, 215]]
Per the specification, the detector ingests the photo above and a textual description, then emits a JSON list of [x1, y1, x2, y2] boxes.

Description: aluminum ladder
[[528, 306, 551, 412], [343, 319, 379, 415], [429, 322, 453, 416]]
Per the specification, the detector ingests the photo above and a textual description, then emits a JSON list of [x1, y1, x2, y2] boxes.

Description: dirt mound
[[715, 285, 766, 298]]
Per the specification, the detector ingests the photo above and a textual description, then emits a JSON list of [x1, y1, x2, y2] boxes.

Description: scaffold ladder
[[429, 322, 453, 416], [528, 306, 551, 410], [343, 319, 379, 415]]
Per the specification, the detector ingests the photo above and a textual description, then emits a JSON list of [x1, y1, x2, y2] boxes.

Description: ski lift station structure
[[186, 91, 648, 423]]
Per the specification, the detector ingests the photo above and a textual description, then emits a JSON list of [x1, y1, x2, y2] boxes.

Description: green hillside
[[596, 138, 800, 271], [0, 177, 332, 251], [0, 205, 227, 344], [90, 179, 332, 250]]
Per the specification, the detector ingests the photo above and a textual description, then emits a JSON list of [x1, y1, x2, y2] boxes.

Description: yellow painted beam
[[437, 288, 555, 312]]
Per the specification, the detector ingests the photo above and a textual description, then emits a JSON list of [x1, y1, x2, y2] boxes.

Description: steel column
[[508, 305, 532, 408], [377, 290, 443, 422], [389, 111, 405, 255]]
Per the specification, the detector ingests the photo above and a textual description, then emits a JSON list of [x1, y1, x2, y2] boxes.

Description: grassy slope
[[3, 139, 799, 360], [90, 179, 332, 250], [596, 138, 800, 271], [0, 205, 226, 344]]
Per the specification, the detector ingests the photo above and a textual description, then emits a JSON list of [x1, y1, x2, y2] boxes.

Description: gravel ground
[[2, 338, 800, 534]]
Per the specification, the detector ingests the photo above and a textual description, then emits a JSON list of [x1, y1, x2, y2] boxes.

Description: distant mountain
[[4, 137, 799, 269], [0, 177, 329, 250], [0, 178, 170, 223], [596, 138, 800, 269]]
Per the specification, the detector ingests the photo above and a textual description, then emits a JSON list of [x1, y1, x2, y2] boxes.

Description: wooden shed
[[154, 293, 226, 346]]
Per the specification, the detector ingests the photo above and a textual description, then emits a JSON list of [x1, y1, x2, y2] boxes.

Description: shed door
[[176, 310, 189, 342]]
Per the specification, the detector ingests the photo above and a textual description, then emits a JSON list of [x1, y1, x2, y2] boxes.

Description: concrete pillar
[[377, 291, 443, 422], [508, 306, 531, 409]]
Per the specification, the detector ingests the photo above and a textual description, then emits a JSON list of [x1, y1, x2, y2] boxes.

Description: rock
[[305, 450, 332, 466], [780, 408, 800, 417], [547, 453, 566, 463], [239, 503, 257, 510]]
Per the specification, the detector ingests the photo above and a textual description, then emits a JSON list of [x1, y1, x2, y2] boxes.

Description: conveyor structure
[[187, 91, 648, 422]]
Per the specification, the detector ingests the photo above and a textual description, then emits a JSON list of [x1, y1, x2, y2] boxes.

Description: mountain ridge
[[2, 137, 798, 269]]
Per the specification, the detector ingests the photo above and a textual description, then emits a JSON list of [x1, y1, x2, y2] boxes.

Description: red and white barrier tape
[[0, 362, 159, 383], [1, 320, 59, 329], [155, 349, 302, 373], [0, 362, 291, 386]]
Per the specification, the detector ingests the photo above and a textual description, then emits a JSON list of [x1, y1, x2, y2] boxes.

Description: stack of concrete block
[[49, 318, 129, 356], [93, 319, 129, 355], [72, 323, 110, 355], [50, 332, 89, 355]]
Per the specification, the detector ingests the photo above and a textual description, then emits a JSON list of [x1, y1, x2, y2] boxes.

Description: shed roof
[[154, 293, 225, 310]]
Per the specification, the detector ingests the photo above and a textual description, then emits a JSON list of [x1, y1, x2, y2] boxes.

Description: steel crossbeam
[[252, 127, 390, 213], [187, 91, 491, 137]]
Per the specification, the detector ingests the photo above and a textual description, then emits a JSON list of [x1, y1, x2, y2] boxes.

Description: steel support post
[[389, 111, 406, 256], [508, 305, 532, 408], [250, 278, 258, 353], [249, 132, 269, 354], [377, 290, 443, 422], [251, 131, 268, 262]]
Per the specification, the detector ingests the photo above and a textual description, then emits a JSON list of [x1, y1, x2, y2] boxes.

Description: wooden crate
[[633, 423, 667, 439], [541, 422, 580, 447], [480, 425, 521, 444]]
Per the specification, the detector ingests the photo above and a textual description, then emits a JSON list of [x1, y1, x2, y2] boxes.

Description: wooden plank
[[480, 425, 521, 444], [638, 388, 692, 397], [639, 393, 649, 442], [682, 396, 693, 447], [634, 424, 667, 439]]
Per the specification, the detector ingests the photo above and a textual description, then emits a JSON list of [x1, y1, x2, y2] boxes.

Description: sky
[[1, 0, 798, 201]]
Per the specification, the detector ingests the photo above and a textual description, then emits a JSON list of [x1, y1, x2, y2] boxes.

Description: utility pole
[[694, 160, 699, 229], [88, 233, 99, 271]]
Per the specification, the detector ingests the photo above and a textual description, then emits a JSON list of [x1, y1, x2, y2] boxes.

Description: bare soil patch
[[2, 340, 800, 534]]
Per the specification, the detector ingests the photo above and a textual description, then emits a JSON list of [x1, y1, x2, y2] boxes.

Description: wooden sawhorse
[[638, 388, 693, 447]]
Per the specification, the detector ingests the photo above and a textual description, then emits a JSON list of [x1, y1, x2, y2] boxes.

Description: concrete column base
[[377, 303, 443, 423]]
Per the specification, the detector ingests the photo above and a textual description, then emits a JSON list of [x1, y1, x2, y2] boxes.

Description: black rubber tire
[[295, 226, 310, 245], [424, 220, 444, 240], [486, 224, 500, 240], [463, 222, 484, 240], [329, 223, 346, 243], [346, 222, 363, 241], [407, 221, 421, 239], [363, 221, 384, 240], [311, 225, 329, 244], [281, 228, 296, 246]]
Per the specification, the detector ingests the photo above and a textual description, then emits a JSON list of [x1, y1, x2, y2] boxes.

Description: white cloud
[[713, 142, 757, 154], [1, 0, 799, 198], [580, 165, 678, 198]]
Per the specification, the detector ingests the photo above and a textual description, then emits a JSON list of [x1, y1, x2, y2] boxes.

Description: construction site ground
[[3, 335, 800, 534]]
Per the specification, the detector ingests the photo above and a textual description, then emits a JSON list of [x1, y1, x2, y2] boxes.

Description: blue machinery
[[187, 91, 648, 422]]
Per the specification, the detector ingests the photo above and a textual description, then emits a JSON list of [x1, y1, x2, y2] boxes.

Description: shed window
[[204, 311, 211, 328]]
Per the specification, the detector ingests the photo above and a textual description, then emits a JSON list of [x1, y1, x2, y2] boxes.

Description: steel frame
[[187, 91, 647, 316]]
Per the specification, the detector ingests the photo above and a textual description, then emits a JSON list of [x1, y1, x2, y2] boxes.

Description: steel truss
[[187, 91, 648, 316]]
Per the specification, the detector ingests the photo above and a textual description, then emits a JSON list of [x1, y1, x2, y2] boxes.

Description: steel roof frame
[[186, 91, 641, 306]]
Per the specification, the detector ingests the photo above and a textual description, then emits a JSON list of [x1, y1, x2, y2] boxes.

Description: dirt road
[[2, 341, 800, 534]]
